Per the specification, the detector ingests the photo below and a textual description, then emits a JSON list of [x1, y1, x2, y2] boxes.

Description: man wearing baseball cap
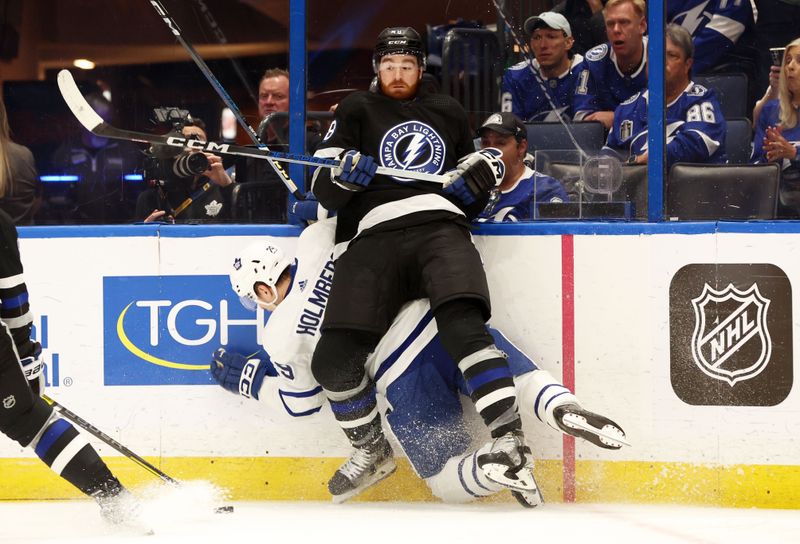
[[476, 113, 567, 222], [500, 11, 584, 123]]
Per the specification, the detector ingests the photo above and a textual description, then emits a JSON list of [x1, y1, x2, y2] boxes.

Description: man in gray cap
[[500, 11, 584, 122]]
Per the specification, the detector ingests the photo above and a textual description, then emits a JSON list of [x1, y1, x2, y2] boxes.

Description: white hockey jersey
[[258, 218, 438, 417]]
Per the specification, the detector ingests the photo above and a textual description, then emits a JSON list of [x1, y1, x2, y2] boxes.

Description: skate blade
[[481, 462, 539, 493], [331, 459, 397, 504], [512, 488, 545, 508], [561, 413, 631, 448]]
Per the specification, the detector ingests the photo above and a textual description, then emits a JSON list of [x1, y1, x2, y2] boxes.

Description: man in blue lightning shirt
[[602, 24, 727, 167], [501, 12, 584, 122], [572, 0, 648, 129]]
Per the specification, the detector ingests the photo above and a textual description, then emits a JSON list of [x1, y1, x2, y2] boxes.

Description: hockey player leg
[[0, 371, 134, 522], [515, 370, 630, 449], [311, 330, 395, 502], [434, 300, 541, 506]]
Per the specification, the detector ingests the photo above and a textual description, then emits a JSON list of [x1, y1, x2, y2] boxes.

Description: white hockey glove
[[331, 150, 378, 191], [442, 147, 505, 206], [20, 344, 45, 396]]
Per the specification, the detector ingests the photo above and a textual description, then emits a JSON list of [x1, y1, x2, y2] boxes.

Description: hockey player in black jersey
[[310, 27, 541, 506], [0, 209, 135, 523]]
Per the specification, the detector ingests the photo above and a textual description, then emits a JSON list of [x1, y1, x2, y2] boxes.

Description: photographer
[[135, 117, 234, 223]]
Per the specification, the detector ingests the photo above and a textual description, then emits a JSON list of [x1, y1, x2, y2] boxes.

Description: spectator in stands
[[257, 68, 290, 145], [552, 0, 607, 57], [501, 12, 584, 122], [476, 113, 567, 222], [602, 24, 727, 168], [136, 119, 234, 223], [0, 99, 39, 225], [48, 93, 142, 224], [753, 0, 800, 99], [751, 38, 800, 218], [668, 0, 757, 77], [573, 0, 648, 129]]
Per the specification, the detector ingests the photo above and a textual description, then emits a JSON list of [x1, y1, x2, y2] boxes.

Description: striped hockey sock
[[325, 374, 382, 446], [458, 345, 522, 438], [30, 415, 121, 498]]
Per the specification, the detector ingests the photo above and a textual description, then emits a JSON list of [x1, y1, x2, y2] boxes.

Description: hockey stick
[[57, 70, 449, 184], [191, 0, 259, 106], [148, 0, 304, 199], [42, 394, 178, 484], [43, 394, 235, 514]]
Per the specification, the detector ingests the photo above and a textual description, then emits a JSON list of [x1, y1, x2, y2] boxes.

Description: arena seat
[[543, 162, 648, 218], [525, 121, 605, 154], [441, 28, 502, 127], [694, 73, 748, 119], [725, 117, 753, 164], [666, 162, 779, 220]]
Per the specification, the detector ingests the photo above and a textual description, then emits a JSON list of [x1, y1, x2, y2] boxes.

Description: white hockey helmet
[[230, 239, 293, 310]]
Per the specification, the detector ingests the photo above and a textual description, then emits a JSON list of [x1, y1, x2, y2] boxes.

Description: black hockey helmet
[[372, 27, 427, 72]]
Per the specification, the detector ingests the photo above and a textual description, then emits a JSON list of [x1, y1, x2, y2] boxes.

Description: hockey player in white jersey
[[211, 218, 628, 506]]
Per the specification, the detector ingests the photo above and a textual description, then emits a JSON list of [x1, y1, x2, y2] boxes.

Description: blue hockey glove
[[20, 344, 45, 396], [210, 348, 271, 400], [442, 147, 505, 206], [331, 150, 377, 191]]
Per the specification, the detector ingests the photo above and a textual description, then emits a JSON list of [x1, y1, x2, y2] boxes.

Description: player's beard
[[381, 77, 420, 100]]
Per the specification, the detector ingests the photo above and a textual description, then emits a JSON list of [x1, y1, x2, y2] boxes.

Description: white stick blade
[[57, 69, 104, 131]]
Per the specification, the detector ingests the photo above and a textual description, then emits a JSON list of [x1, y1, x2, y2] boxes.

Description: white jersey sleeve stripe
[[706, 15, 745, 42]]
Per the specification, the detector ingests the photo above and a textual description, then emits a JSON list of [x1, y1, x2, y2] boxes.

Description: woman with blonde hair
[[0, 99, 39, 225], [752, 37, 800, 217]]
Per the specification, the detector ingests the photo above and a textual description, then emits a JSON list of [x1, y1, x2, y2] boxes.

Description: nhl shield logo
[[690, 283, 771, 386]]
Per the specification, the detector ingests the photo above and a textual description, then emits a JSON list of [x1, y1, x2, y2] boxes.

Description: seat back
[[542, 162, 648, 218], [441, 28, 502, 125], [230, 181, 287, 223], [725, 117, 753, 164], [666, 162, 780, 220], [694, 73, 748, 119], [525, 122, 605, 154]]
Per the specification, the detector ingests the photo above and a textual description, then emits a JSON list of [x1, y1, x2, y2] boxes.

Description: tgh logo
[[690, 283, 771, 386]]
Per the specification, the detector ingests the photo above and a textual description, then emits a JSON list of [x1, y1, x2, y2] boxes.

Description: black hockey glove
[[442, 148, 505, 206], [20, 343, 45, 396], [331, 150, 378, 191]]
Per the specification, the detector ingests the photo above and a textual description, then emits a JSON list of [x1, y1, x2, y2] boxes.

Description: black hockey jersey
[[312, 90, 478, 250], [0, 208, 39, 369]]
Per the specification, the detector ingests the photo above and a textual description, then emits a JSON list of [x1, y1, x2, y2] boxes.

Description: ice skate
[[553, 403, 630, 449], [94, 481, 150, 533], [328, 435, 396, 504], [477, 430, 544, 508]]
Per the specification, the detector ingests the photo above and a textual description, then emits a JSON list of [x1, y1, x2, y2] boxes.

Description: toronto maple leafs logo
[[379, 121, 446, 182], [205, 200, 223, 217]]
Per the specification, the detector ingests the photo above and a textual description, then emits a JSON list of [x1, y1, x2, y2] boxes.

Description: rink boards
[[2, 221, 799, 508]]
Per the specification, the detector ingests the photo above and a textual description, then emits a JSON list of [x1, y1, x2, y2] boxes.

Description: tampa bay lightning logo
[[379, 121, 446, 182]]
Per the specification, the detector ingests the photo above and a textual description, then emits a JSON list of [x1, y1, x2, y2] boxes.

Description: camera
[[143, 107, 209, 185]]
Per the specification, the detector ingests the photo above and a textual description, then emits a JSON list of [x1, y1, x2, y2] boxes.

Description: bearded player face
[[378, 54, 422, 100]]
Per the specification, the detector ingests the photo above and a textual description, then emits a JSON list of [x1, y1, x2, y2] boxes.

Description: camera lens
[[172, 152, 209, 178]]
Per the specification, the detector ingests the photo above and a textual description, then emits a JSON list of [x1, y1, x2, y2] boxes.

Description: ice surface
[[2, 489, 799, 544]]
